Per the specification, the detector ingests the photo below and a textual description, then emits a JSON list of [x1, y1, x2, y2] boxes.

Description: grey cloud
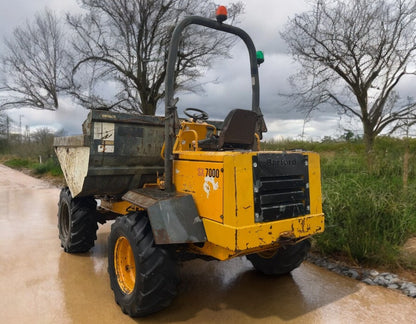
[[1, 0, 346, 140]]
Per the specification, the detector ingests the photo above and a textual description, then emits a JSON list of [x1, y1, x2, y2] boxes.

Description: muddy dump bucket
[[54, 110, 165, 198]]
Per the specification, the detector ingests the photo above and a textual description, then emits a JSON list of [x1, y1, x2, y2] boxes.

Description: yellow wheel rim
[[114, 236, 136, 294]]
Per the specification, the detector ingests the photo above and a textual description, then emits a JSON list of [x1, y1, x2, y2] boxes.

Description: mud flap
[[122, 189, 207, 244]]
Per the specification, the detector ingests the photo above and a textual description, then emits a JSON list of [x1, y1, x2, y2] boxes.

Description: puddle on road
[[1, 166, 416, 323]]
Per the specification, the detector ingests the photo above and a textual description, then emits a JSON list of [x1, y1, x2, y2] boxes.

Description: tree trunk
[[140, 95, 157, 115], [403, 140, 409, 193], [142, 102, 156, 115], [363, 125, 375, 170]]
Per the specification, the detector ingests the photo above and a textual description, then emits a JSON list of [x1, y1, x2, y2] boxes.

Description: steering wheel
[[184, 108, 209, 122]]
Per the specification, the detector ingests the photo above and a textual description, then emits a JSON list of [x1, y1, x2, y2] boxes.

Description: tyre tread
[[108, 212, 179, 317], [58, 187, 98, 253]]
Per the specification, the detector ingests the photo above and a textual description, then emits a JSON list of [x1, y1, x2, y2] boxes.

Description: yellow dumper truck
[[54, 6, 324, 317]]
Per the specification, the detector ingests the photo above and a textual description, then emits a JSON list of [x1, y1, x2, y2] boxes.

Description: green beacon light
[[256, 51, 264, 65]]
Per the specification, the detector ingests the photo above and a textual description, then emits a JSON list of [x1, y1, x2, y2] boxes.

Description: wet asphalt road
[[1, 164, 416, 323]]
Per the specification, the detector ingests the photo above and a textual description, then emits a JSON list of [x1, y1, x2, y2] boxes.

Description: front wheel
[[108, 212, 179, 317], [57, 187, 98, 253], [247, 239, 311, 275]]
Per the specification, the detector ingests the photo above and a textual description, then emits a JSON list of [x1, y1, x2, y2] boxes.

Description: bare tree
[[31, 127, 56, 160], [281, 0, 416, 154], [0, 112, 8, 151], [67, 0, 244, 115], [0, 8, 71, 110], [0, 112, 8, 136]]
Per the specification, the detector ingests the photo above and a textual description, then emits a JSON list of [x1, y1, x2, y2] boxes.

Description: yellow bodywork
[[106, 120, 324, 261], [170, 121, 324, 260]]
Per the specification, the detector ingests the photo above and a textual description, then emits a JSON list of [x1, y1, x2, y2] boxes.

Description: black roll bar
[[164, 15, 266, 192]]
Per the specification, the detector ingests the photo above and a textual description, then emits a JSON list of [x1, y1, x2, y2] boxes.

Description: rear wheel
[[247, 239, 311, 275], [108, 211, 179, 317], [57, 187, 98, 253]]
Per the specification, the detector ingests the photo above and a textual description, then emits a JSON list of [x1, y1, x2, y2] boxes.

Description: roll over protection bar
[[164, 15, 267, 192]]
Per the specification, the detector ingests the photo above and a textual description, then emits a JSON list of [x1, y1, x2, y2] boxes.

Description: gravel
[[307, 254, 416, 298]]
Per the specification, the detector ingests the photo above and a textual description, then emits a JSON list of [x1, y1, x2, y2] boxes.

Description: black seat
[[199, 109, 258, 150]]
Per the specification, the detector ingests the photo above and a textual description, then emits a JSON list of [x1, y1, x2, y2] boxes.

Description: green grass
[[4, 158, 33, 169], [32, 159, 63, 176], [4, 157, 63, 177], [319, 173, 416, 264]]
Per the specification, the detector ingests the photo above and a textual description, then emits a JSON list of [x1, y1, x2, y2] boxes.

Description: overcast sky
[[0, 0, 350, 140]]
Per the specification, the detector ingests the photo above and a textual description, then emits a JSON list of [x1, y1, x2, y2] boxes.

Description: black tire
[[57, 187, 98, 253], [247, 239, 311, 275], [108, 212, 179, 317]]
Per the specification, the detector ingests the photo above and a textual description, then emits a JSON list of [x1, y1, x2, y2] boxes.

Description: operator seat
[[199, 109, 258, 150]]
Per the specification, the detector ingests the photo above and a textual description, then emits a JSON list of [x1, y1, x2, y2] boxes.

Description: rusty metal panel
[[148, 195, 207, 244], [122, 189, 158, 209], [122, 189, 207, 244]]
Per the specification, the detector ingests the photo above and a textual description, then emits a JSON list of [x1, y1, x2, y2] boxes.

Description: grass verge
[[3, 157, 63, 177]]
